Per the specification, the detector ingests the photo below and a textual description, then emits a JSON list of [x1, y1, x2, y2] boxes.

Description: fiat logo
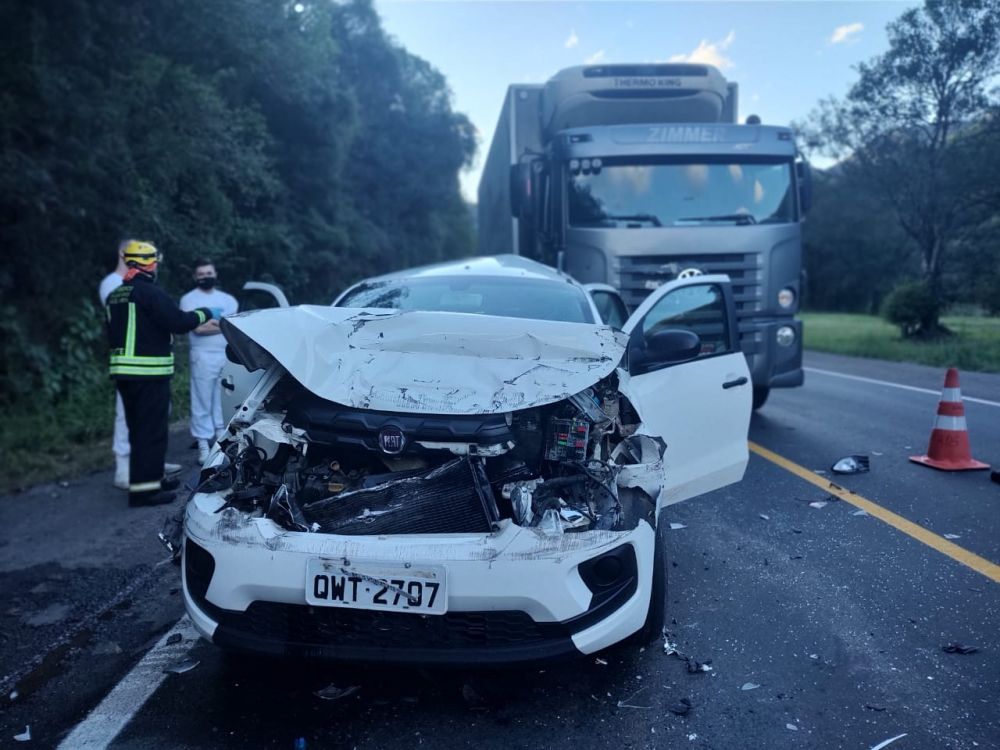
[[377, 425, 406, 455]]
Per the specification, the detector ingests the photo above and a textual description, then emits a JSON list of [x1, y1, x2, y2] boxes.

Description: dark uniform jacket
[[106, 275, 213, 379]]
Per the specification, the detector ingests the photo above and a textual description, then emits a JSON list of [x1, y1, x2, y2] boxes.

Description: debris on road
[[669, 522, 686, 530], [163, 658, 200, 675], [740, 682, 761, 691], [870, 733, 908, 750], [759, 513, 770, 521], [10, 690, 18, 702], [786, 723, 798, 731], [24, 603, 71, 627], [663, 631, 713, 675], [594, 657, 608, 666], [91, 640, 123, 656], [852, 510, 869, 517], [166, 633, 183, 646], [832, 455, 870, 474], [314, 683, 361, 702], [943, 533, 961, 540], [617, 689, 651, 709], [942, 643, 978, 655], [668, 697, 693, 715], [808, 501, 828, 509], [688, 734, 698, 741], [13, 726, 31, 742], [686, 658, 713, 674], [864, 703, 887, 712]]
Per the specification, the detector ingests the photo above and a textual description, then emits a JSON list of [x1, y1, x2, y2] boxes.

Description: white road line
[[57, 616, 197, 750], [804, 367, 1000, 408]]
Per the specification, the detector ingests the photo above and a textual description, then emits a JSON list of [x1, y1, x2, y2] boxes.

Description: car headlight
[[776, 326, 796, 347], [777, 287, 795, 309]]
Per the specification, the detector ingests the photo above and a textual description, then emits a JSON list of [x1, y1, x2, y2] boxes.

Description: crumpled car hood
[[222, 306, 628, 415]]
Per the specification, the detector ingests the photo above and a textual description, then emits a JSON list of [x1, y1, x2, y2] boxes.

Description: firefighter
[[106, 240, 214, 507], [99, 240, 182, 489]]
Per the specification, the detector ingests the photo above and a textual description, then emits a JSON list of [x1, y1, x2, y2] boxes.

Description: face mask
[[197, 277, 217, 290]]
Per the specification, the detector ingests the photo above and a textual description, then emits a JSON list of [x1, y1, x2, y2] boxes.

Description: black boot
[[161, 476, 181, 492], [129, 490, 177, 507]]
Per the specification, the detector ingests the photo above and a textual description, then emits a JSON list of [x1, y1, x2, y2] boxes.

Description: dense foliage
[[799, 0, 1000, 328], [0, 0, 476, 408]]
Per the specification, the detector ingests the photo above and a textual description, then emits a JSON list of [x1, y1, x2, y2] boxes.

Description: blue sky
[[376, 1, 920, 200]]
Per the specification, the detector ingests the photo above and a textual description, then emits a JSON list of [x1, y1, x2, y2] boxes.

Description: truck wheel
[[752, 386, 770, 410], [633, 518, 669, 645]]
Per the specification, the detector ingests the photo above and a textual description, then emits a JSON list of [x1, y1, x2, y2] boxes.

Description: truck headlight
[[777, 288, 795, 309], [776, 326, 796, 347]]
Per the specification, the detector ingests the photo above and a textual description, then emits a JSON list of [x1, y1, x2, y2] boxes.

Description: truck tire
[[632, 518, 669, 645], [752, 386, 770, 410]]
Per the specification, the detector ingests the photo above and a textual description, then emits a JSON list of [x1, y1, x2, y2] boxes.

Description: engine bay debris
[[207, 369, 663, 537]]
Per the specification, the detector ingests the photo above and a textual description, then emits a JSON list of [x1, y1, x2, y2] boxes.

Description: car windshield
[[336, 275, 596, 323], [568, 160, 795, 227]]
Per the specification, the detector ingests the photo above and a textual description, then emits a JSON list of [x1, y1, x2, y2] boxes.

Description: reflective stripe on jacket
[[106, 276, 212, 379]]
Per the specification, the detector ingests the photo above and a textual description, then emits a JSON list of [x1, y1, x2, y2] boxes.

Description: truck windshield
[[568, 160, 794, 227]]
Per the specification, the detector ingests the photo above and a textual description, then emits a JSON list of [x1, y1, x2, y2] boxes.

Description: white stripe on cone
[[941, 388, 962, 402], [932, 416, 968, 431]]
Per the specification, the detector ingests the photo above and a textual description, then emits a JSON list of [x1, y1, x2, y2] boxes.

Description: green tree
[[801, 0, 1000, 333]]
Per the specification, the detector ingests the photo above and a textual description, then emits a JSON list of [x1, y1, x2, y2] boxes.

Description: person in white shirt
[[180, 259, 239, 463], [100, 240, 181, 488]]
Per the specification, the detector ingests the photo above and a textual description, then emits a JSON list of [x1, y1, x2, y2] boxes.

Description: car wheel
[[752, 386, 770, 410], [633, 518, 669, 645]]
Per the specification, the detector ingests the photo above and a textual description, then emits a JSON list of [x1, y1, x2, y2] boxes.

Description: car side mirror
[[509, 162, 534, 218], [630, 328, 701, 374]]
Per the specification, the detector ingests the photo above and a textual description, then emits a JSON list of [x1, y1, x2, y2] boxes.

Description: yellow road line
[[748, 441, 1000, 585]]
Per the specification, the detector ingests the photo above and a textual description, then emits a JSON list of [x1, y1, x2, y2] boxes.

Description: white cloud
[[565, 29, 579, 49], [668, 30, 736, 70], [585, 49, 606, 64], [829, 22, 863, 45]]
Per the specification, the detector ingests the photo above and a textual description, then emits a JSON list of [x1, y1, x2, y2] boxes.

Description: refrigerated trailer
[[478, 63, 812, 408]]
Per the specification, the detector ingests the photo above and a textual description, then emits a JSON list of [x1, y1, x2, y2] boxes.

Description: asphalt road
[[1, 351, 998, 749]]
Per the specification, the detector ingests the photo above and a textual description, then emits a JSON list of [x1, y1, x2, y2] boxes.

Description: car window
[[240, 289, 284, 311], [640, 283, 731, 357], [589, 290, 629, 328], [337, 276, 595, 324]]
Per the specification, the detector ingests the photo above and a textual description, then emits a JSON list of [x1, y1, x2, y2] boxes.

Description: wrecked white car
[[183, 256, 751, 664]]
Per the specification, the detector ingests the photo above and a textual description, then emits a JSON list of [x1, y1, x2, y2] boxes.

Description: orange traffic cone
[[910, 368, 990, 471]]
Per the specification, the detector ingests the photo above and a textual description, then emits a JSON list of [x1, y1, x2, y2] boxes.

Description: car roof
[[356, 254, 576, 285]]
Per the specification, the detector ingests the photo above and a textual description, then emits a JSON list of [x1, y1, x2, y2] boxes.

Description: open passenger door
[[621, 275, 752, 509], [220, 282, 290, 419]]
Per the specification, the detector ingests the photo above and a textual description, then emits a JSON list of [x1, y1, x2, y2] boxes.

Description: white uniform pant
[[189, 349, 228, 441], [113, 391, 130, 458]]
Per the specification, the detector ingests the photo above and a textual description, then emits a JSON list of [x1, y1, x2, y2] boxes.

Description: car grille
[[618, 252, 762, 355], [184, 539, 215, 612], [221, 602, 563, 649]]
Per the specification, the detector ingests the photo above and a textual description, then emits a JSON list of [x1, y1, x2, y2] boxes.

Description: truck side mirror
[[796, 159, 813, 216], [509, 162, 534, 218]]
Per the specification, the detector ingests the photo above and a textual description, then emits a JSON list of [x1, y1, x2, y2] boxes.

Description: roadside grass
[[801, 312, 1000, 372], [0, 344, 193, 495]]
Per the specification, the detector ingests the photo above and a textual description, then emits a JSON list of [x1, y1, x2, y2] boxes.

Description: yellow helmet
[[122, 240, 160, 267]]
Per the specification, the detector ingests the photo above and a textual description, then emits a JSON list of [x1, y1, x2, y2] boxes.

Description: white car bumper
[[183, 491, 654, 664]]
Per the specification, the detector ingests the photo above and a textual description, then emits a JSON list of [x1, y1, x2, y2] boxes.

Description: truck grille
[[618, 253, 762, 355]]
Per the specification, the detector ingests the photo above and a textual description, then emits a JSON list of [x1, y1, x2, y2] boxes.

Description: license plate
[[305, 559, 447, 615]]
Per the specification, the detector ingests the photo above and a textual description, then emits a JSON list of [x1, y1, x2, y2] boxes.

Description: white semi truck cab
[[478, 63, 812, 408]]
